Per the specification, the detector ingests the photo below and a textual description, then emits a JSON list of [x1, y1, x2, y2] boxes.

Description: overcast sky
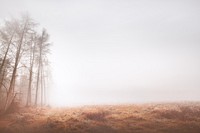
[[0, 0, 200, 106]]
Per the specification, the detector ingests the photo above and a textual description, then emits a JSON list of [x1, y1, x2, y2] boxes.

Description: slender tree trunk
[[0, 68, 6, 109], [26, 68, 33, 106], [35, 50, 42, 106], [43, 69, 46, 105], [26, 41, 36, 107], [35, 61, 41, 106], [35, 32, 44, 106], [0, 67, 6, 92], [41, 66, 43, 106], [40, 61, 46, 106]]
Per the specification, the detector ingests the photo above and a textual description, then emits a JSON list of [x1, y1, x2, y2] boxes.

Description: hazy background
[[0, 0, 200, 106]]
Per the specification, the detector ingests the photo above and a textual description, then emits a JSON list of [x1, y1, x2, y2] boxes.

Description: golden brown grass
[[0, 102, 200, 133]]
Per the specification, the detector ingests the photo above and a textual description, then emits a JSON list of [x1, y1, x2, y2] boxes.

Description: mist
[[1, 0, 200, 106]]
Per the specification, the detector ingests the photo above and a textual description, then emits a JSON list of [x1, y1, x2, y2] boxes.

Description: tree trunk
[[40, 61, 45, 106], [26, 40, 36, 107], [35, 32, 44, 106], [35, 47, 42, 106]]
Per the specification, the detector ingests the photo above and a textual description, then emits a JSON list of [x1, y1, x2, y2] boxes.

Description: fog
[[1, 0, 200, 106]]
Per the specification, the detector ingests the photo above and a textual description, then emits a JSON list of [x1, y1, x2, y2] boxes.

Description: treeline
[[0, 15, 51, 113]]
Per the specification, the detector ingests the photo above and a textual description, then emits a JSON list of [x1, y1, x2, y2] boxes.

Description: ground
[[0, 102, 200, 133]]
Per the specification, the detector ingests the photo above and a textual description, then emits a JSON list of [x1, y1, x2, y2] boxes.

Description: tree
[[26, 33, 37, 106], [0, 14, 51, 113], [35, 29, 51, 106]]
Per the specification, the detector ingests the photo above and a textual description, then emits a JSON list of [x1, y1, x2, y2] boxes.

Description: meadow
[[0, 102, 200, 133]]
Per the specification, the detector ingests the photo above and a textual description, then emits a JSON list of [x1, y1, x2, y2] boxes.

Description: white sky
[[0, 0, 200, 106]]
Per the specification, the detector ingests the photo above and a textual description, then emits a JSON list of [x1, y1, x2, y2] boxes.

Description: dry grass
[[0, 102, 200, 133]]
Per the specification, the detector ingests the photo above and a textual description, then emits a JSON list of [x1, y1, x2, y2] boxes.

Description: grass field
[[0, 102, 200, 133]]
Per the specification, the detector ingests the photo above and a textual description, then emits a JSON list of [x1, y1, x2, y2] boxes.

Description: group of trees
[[0, 15, 51, 113]]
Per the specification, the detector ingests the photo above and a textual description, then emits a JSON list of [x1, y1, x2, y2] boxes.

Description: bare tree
[[35, 29, 51, 106], [26, 33, 37, 106]]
